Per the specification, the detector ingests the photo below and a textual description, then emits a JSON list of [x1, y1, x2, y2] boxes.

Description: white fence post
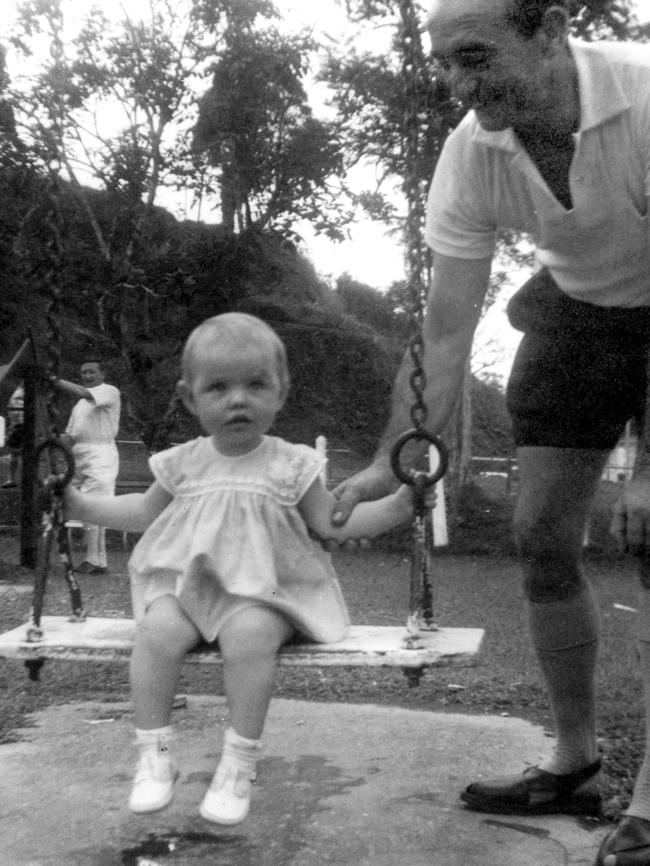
[[430, 444, 448, 547], [315, 435, 328, 485]]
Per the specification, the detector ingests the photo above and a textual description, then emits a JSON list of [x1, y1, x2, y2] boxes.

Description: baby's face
[[180, 339, 285, 456]]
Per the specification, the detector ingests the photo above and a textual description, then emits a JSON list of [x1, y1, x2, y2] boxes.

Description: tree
[[192, 24, 347, 238], [2, 0, 347, 450], [335, 273, 409, 340]]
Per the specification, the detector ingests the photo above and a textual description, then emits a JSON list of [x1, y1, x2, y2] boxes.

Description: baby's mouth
[[227, 415, 250, 425]]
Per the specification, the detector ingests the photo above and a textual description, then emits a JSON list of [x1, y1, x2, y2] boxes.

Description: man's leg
[[593, 566, 650, 866], [627, 564, 650, 820], [516, 447, 606, 775], [78, 444, 118, 571], [462, 445, 608, 815]]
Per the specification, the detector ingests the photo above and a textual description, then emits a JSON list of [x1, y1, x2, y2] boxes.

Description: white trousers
[[71, 443, 119, 567]]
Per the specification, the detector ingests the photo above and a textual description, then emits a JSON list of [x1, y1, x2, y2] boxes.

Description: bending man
[[332, 2, 650, 863]]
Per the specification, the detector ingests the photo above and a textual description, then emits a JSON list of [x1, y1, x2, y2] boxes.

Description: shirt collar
[[469, 36, 630, 152]]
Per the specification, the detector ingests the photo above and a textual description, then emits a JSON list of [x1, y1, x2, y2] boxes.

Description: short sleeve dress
[[128, 435, 350, 644]]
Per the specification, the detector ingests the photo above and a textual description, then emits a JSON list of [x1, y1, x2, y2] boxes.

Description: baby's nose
[[228, 387, 247, 404]]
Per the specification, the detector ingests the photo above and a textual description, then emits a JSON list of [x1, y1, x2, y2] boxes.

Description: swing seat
[[0, 616, 483, 671]]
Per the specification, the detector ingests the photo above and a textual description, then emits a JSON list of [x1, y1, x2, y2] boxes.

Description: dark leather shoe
[[596, 815, 650, 865], [461, 758, 603, 816]]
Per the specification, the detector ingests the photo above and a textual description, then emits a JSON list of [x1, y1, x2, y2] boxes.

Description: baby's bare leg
[[218, 606, 294, 739], [130, 595, 200, 730]]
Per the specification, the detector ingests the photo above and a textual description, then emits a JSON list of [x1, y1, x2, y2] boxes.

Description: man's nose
[[446, 67, 481, 103]]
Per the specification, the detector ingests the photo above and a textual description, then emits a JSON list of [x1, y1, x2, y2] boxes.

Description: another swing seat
[[0, 616, 484, 671]]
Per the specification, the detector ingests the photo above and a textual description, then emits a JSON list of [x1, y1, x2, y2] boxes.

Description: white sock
[[219, 727, 261, 778], [135, 726, 174, 756]]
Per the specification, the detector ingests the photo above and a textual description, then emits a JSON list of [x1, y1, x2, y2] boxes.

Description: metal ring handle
[[390, 428, 448, 486], [35, 438, 75, 490]]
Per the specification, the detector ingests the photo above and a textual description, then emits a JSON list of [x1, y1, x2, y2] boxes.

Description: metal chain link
[[41, 10, 67, 439], [22, 11, 84, 667], [42, 179, 65, 438], [396, 1, 440, 655], [398, 0, 430, 432]]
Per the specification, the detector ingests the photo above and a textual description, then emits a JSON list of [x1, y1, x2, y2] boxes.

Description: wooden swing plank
[[0, 616, 484, 669]]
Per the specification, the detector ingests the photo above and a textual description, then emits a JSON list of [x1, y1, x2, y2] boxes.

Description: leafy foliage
[[193, 24, 347, 238], [569, 0, 633, 39], [0, 0, 350, 448]]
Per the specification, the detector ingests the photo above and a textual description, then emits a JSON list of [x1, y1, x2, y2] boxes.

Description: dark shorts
[[505, 270, 650, 449]]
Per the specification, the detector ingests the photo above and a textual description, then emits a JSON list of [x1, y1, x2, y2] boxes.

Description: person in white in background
[[2, 385, 24, 488], [54, 358, 121, 574]]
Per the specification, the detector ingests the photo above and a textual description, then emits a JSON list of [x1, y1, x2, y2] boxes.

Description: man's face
[[79, 362, 104, 388], [428, 0, 549, 132]]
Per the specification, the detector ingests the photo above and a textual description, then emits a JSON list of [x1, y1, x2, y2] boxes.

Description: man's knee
[[513, 513, 584, 602]]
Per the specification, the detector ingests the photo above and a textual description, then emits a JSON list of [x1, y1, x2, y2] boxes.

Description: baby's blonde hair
[[181, 312, 290, 393]]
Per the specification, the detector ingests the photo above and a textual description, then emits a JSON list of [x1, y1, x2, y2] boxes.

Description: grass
[[0, 525, 645, 820]]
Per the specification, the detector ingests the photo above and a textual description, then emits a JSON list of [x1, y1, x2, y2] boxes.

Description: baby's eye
[[249, 379, 267, 390], [209, 381, 227, 392]]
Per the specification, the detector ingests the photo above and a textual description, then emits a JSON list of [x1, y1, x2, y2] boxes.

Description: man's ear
[[177, 380, 196, 415], [538, 5, 570, 54]]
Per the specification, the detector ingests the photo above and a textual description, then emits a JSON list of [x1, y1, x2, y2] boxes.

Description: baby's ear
[[176, 380, 196, 415], [278, 374, 290, 409]]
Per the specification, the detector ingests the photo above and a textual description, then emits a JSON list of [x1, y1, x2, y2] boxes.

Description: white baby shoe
[[199, 762, 256, 825], [199, 727, 261, 825], [128, 727, 175, 813]]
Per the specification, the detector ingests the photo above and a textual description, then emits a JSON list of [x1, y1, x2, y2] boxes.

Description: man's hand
[[611, 476, 650, 556], [308, 462, 393, 552], [331, 462, 396, 527]]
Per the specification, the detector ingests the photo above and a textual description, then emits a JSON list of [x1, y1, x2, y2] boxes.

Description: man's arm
[[50, 376, 94, 402], [332, 252, 492, 525]]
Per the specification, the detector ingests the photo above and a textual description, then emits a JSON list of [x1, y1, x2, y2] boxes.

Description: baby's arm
[[64, 481, 173, 534], [298, 476, 430, 543]]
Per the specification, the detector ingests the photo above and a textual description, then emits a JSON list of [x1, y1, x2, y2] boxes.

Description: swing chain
[[24, 14, 84, 669], [41, 12, 67, 441], [398, 0, 431, 434], [26, 440, 83, 661], [394, 2, 449, 659]]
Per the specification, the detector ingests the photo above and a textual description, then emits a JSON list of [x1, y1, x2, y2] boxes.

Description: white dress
[[128, 436, 350, 643]]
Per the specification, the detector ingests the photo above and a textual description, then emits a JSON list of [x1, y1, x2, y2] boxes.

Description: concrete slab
[[1, 697, 608, 866]]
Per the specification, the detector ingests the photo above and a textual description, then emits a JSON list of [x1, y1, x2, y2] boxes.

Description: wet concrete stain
[[120, 830, 248, 865], [69, 753, 366, 866], [255, 754, 367, 865]]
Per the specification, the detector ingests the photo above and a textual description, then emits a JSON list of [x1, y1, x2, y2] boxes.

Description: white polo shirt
[[425, 38, 650, 307], [65, 383, 121, 445]]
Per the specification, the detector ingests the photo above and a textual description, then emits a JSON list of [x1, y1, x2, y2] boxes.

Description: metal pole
[[20, 365, 38, 568]]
